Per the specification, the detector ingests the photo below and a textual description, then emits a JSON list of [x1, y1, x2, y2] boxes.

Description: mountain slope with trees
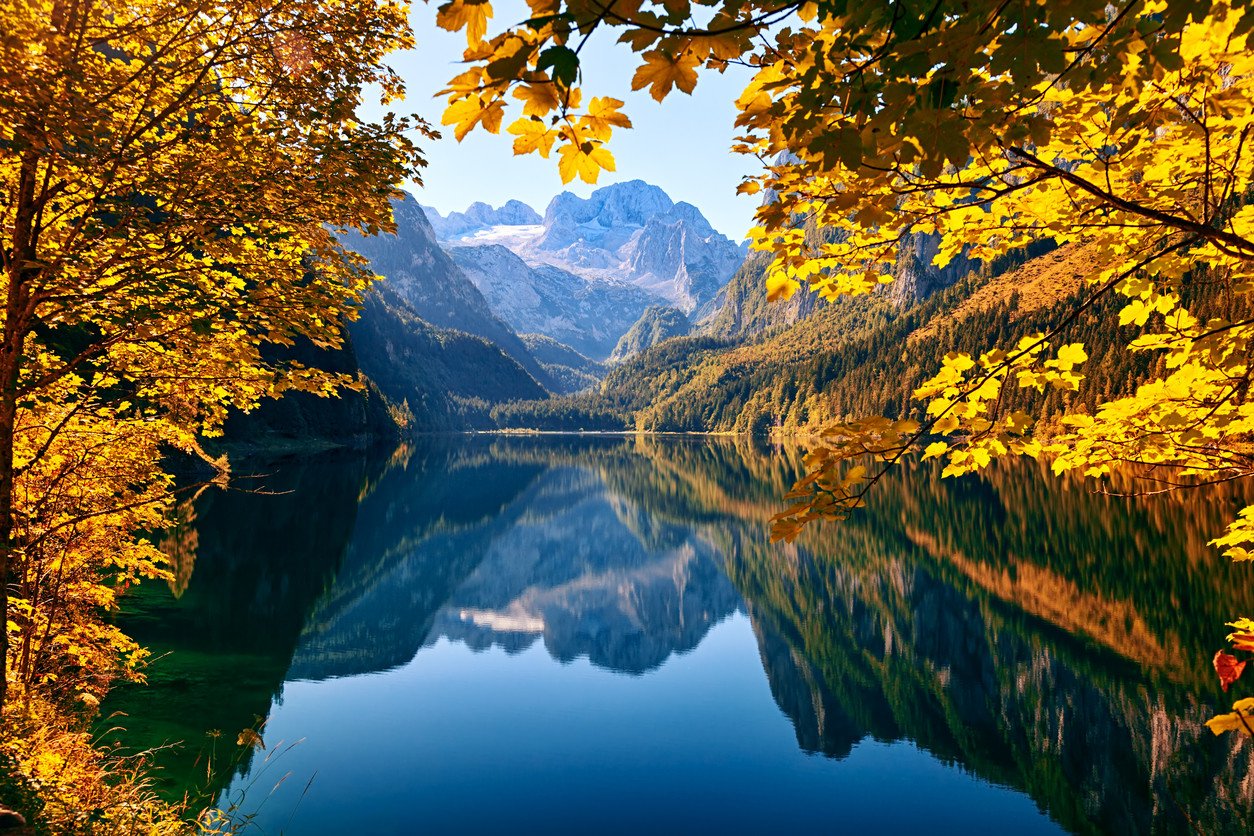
[[341, 194, 554, 391], [495, 243, 1152, 436]]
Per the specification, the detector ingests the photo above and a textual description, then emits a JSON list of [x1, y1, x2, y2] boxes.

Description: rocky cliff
[[449, 243, 655, 361], [341, 194, 552, 390]]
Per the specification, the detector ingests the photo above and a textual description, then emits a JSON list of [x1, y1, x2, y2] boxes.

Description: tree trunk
[[0, 152, 40, 713], [0, 349, 16, 712]]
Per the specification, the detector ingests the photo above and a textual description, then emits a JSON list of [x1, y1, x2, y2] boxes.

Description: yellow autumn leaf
[[1054, 343, 1088, 370], [507, 118, 557, 157], [765, 269, 799, 301], [442, 96, 504, 141], [630, 50, 700, 102], [1206, 698, 1254, 735], [513, 82, 562, 118], [582, 96, 632, 141], [556, 141, 615, 184], [436, 0, 494, 46]]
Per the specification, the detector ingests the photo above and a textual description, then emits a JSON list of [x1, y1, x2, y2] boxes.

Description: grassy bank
[[1, 695, 191, 834]]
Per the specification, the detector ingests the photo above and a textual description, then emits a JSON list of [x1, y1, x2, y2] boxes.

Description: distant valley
[[231, 179, 1125, 447]]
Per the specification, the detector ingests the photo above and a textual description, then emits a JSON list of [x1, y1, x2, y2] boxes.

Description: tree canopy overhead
[[435, 0, 1254, 728]]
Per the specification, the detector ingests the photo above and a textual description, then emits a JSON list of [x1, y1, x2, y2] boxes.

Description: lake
[[103, 435, 1254, 834]]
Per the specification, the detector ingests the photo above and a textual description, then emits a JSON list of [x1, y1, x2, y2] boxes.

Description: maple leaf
[[513, 82, 561, 117], [485, 38, 533, 81], [630, 50, 699, 102], [508, 118, 556, 157], [582, 97, 632, 141], [536, 45, 579, 89], [442, 96, 504, 141], [1215, 650, 1247, 692], [618, 28, 661, 52], [1054, 343, 1088, 370], [556, 141, 615, 184], [436, 0, 494, 46]]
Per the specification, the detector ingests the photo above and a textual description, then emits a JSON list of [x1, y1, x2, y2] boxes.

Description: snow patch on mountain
[[426, 181, 744, 317]]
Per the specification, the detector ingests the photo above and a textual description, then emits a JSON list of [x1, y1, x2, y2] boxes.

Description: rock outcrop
[[449, 243, 655, 361]]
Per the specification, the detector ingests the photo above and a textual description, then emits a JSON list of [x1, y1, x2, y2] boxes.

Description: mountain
[[492, 241, 1130, 434], [428, 181, 746, 319], [618, 199, 745, 319], [348, 284, 547, 429], [609, 305, 690, 363], [519, 334, 605, 394], [448, 243, 655, 360], [422, 200, 542, 240], [340, 194, 553, 390]]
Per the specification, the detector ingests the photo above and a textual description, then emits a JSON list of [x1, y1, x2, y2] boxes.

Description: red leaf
[[1232, 633, 1254, 653], [1215, 650, 1248, 693]]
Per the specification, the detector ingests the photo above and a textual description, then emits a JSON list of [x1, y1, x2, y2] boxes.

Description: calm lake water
[[104, 435, 1254, 834]]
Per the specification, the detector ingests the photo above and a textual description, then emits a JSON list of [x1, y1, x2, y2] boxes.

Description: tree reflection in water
[[103, 435, 1253, 833]]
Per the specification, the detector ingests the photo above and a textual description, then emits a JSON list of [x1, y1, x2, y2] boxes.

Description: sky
[[381, 1, 762, 239]]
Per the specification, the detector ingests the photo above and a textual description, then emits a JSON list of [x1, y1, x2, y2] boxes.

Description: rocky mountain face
[[705, 252, 819, 340], [448, 243, 655, 361], [889, 231, 978, 306], [340, 194, 552, 390], [704, 229, 979, 340], [620, 200, 745, 319], [427, 181, 746, 335], [609, 305, 691, 363]]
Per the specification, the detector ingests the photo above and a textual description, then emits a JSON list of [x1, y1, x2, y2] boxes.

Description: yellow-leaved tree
[[434, 0, 1254, 730], [0, 0, 428, 714]]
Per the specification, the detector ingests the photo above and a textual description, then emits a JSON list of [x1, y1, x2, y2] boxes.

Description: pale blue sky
[[387, 1, 761, 239]]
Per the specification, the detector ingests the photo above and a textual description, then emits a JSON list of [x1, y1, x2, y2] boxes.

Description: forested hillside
[[609, 305, 691, 362], [495, 242, 1160, 434], [350, 285, 548, 430]]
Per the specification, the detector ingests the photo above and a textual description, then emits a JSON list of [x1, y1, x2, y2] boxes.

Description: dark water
[[104, 435, 1254, 834]]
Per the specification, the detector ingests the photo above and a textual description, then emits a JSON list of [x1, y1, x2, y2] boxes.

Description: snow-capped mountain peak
[[424, 181, 744, 318]]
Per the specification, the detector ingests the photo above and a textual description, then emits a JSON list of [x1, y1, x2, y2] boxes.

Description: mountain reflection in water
[[104, 436, 1254, 834]]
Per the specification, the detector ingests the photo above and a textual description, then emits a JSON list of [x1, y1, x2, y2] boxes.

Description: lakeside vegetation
[[0, 0, 422, 829]]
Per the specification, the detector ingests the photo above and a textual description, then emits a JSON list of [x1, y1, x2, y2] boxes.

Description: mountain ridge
[[425, 180, 745, 319], [341, 193, 555, 392]]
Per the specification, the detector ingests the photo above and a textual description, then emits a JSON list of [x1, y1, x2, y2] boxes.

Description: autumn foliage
[[1, 0, 424, 827], [435, 0, 1254, 730]]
